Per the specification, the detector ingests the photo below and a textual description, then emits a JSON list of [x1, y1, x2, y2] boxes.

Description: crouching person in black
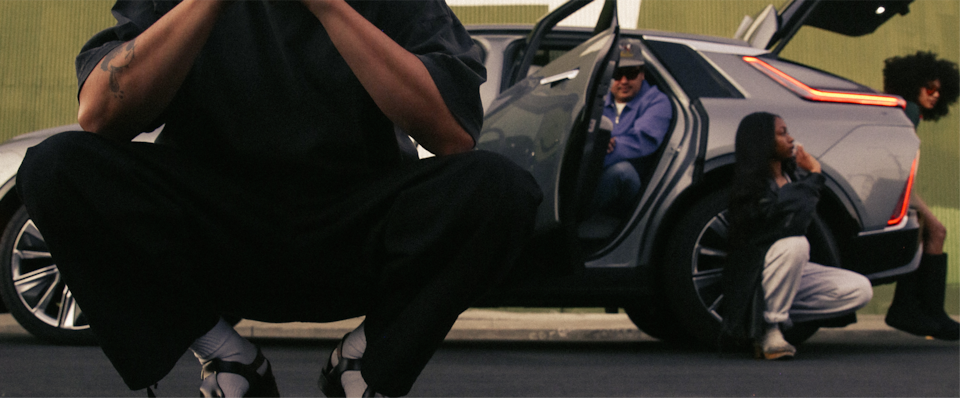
[[720, 112, 873, 360], [16, 1, 542, 397]]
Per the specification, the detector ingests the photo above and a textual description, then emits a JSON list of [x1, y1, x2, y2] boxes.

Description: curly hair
[[883, 51, 960, 122]]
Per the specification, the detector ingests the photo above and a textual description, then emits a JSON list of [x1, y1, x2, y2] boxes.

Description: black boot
[[916, 253, 959, 340], [885, 262, 943, 337]]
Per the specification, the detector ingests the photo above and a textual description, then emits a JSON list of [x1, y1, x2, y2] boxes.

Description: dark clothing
[[21, 1, 541, 396], [720, 170, 825, 340], [20, 132, 540, 395], [76, 0, 486, 180], [905, 101, 922, 127]]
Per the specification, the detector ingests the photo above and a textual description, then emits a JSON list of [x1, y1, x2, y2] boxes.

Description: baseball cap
[[618, 38, 645, 68]]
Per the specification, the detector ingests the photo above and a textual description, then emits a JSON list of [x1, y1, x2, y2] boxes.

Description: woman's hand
[[795, 144, 821, 173]]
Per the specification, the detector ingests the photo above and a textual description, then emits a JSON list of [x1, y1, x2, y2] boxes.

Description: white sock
[[191, 317, 265, 397], [333, 323, 369, 398], [342, 323, 367, 359]]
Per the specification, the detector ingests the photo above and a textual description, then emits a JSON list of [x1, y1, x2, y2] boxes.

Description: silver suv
[[0, 0, 920, 345]]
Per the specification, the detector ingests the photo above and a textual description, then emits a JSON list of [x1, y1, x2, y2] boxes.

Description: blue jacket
[[601, 80, 672, 168]]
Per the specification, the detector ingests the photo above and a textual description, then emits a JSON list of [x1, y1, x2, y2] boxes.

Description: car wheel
[[0, 206, 96, 345], [662, 190, 728, 346], [662, 189, 836, 347], [624, 294, 690, 342]]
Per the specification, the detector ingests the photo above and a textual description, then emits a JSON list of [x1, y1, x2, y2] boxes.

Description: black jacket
[[720, 170, 825, 341]]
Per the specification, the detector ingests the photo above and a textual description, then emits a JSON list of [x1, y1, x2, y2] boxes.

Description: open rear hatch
[[735, 0, 913, 54]]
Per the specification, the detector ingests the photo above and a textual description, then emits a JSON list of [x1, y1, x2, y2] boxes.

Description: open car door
[[476, 0, 619, 270], [735, 0, 913, 54]]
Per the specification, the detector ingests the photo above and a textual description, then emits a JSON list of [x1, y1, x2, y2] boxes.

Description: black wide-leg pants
[[17, 131, 542, 396]]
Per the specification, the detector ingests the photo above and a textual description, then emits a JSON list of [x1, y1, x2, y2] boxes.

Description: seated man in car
[[593, 38, 672, 214]]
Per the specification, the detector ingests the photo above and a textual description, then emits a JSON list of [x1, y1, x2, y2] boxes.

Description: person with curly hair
[[882, 51, 960, 340]]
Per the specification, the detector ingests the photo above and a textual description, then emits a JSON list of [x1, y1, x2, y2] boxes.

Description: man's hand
[[795, 144, 821, 173], [607, 137, 616, 154]]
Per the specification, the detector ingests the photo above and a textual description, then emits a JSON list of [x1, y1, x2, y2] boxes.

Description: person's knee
[[607, 161, 635, 178], [18, 131, 111, 214], [924, 223, 947, 252], [20, 131, 98, 179], [610, 162, 640, 191], [767, 236, 810, 264], [828, 273, 873, 310], [848, 274, 874, 309], [19, 131, 89, 192]]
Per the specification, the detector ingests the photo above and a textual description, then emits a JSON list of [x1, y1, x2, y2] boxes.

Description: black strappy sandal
[[318, 335, 362, 398], [200, 347, 280, 397]]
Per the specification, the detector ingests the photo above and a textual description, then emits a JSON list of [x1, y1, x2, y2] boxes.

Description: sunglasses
[[613, 67, 642, 80], [923, 84, 940, 96]]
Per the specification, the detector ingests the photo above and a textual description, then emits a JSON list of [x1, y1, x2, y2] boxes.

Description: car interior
[[511, 35, 680, 251]]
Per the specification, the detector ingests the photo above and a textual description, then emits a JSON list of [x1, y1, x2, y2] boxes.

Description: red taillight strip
[[888, 153, 919, 226], [743, 56, 906, 108]]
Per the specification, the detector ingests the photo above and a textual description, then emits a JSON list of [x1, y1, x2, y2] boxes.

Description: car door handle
[[540, 69, 580, 86]]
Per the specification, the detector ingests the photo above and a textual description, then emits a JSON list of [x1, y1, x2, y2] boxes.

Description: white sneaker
[[756, 327, 796, 360]]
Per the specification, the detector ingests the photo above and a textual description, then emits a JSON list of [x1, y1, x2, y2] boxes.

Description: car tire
[[662, 189, 729, 346], [662, 189, 838, 347], [624, 294, 690, 342], [782, 322, 820, 345], [0, 206, 96, 345]]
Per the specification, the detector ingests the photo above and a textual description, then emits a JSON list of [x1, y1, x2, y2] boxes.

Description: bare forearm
[[301, 0, 473, 155], [78, 0, 228, 140]]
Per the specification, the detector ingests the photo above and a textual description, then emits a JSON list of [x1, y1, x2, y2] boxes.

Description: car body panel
[[819, 124, 919, 230]]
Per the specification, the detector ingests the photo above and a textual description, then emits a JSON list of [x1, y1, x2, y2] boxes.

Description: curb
[[233, 310, 651, 342], [1, 311, 940, 343]]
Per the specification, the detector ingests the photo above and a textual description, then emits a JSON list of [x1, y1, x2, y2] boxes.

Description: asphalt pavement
[[0, 310, 934, 343]]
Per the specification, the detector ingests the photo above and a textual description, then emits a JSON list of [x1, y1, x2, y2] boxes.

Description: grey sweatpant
[[762, 236, 873, 325]]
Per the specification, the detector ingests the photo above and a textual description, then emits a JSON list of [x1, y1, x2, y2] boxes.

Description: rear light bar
[[743, 56, 906, 108], [888, 153, 918, 226]]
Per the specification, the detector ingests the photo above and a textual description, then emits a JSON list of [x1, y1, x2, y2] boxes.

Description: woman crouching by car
[[720, 112, 874, 359]]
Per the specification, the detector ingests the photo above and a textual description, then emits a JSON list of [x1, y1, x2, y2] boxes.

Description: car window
[[644, 40, 744, 99], [498, 28, 595, 91]]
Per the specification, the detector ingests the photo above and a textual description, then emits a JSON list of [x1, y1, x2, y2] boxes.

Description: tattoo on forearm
[[99, 40, 136, 100]]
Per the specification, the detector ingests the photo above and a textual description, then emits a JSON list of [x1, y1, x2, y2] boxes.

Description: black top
[[720, 170, 825, 341], [76, 0, 486, 183]]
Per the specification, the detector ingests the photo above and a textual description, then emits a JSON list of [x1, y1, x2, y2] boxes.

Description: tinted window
[[645, 40, 744, 99]]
